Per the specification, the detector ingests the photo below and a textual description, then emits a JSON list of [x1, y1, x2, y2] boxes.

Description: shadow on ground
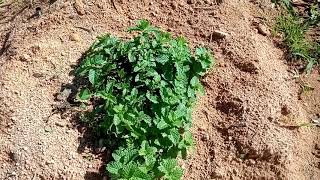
[[55, 51, 111, 180]]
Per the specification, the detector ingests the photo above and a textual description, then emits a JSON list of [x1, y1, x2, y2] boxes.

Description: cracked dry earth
[[0, 0, 320, 179]]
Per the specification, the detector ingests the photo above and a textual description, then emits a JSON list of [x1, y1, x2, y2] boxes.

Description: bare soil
[[0, 0, 319, 179]]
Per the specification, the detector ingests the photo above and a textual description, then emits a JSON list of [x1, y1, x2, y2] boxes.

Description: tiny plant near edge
[[76, 20, 214, 179]]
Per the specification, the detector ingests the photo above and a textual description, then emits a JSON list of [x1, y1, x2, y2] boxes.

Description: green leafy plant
[[274, 1, 320, 73], [76, 20, 214, 179], [272, 0, 294, 12]]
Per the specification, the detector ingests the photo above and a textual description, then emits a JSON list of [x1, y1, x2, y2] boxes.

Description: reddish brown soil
[[0, 0, 319, 179]]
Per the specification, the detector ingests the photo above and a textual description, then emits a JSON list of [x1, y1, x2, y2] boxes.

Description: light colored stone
[[46, 159, 55, 164], [55, 121, 66, 127], [257, 24, 271, 36], [212, 30, 228, 39], [70, 33, 81, 42], [56, 88, 72, 101]]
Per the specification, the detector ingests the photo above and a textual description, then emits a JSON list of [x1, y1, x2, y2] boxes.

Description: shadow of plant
[[54, 51, 111, 180]]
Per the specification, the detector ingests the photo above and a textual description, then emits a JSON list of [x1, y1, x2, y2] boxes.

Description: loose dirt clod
[[69, 33, 81, 41], [74, 0, 85, 15]]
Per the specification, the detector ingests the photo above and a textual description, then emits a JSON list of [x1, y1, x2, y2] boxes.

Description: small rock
[[46, 159, 55, 165], [56, 88, 72, 101], [74, 0, 86, 15], [206, 158, 211, 164], [88, 164, 93, 168], [44, 126, 52, 132], [247, 159, 256, 165], [11, 172, 16, 176], [33, 72, 44, 78], [10, 151, 20, 162], [257, 23, 270, 36], [228, 136, 232, 141], [20, 54, 31, 62], [70, 33, 81, 42], [233, 157, 243, 163], [95, 147, 107, 153], [11, 116, 18, 122], [22, 147, 28, 151], [55, 121, 66, 127], [212, 30, 228, 39]]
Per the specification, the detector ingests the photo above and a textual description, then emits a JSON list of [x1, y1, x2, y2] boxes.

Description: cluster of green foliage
[[76, 20, 214, 179], [273, 0, 320, 73]]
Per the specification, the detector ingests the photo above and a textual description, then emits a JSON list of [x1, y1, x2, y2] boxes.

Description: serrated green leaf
[[106, 161, 122, 175], [168, 128, 181, 145], [139, 141, 157, 157], [146, 91, 158, 103], [113, 114, 121, 126], [158, 159, 183, 180], [77, 88, 91, 101], [95, 91, 116, 103], [157, 119, 169, 130], [88, 69, 96, 85], [190, 76, 199, 87]]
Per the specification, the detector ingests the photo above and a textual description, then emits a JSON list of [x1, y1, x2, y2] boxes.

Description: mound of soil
[[0, 0, 319, 179]]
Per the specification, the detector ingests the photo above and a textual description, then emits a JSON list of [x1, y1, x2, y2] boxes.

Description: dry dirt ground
[[0, 0, 320, 179]]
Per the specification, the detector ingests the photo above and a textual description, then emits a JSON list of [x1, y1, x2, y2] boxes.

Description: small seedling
[[301, 82, 314, 93]]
